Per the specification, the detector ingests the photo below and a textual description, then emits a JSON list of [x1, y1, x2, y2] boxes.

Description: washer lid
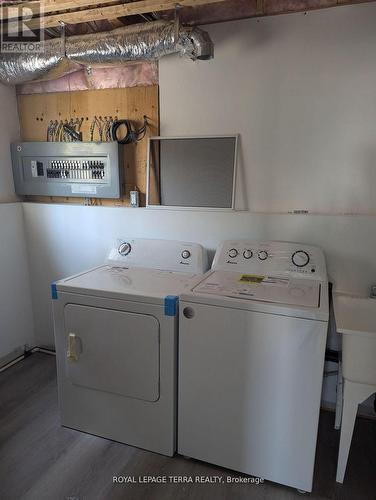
[[193, 270, 320, 308], [56, 265, 198, 303]]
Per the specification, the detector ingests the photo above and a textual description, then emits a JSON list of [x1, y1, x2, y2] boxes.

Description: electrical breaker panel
[[11, 142, 123, 198]]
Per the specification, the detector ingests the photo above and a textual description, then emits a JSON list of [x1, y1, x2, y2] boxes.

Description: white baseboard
[[0, 345, 55, 373], [0, 346, 24, 367]]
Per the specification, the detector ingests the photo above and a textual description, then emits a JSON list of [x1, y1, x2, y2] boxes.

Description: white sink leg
[[336, 379, 376, 483]]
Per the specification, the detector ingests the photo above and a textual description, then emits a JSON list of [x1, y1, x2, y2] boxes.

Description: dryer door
[[64, 304, 160, 402]]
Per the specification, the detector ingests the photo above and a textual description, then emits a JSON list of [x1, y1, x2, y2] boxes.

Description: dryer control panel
[[212, 240, 327, 281], [107, 238, 208, 274]]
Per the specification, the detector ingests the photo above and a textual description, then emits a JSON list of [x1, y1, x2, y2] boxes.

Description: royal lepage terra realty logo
[[1, 1, 44, 53]]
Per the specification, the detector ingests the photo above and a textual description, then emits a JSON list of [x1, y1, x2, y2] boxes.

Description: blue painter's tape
[[51, 283, 58, 300], [164, 295, 179, 316]]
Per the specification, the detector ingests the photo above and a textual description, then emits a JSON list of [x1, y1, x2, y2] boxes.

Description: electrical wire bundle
[[111, 115, 149, 144], [47, 117, 84, 142], [47, 115, 149, 143], [90, 116, 116, 142]]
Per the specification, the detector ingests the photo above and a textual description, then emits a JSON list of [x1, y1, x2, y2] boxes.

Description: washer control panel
[[107, 238, 208, 274], [213, 240, 326, 280]]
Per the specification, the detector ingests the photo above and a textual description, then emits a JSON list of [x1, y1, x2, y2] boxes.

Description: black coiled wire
[[111, 115, 148, 144]]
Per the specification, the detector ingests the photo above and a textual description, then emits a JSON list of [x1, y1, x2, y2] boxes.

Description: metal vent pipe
[[0, 20, 214, 85]]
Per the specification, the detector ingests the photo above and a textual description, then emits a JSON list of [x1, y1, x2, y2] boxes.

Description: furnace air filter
[[11, 141, 123, 198]]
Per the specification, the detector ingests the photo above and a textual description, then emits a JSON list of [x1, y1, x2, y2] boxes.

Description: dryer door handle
[[67, 333, 81, 362]]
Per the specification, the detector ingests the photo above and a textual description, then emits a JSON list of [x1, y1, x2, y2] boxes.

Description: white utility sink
[[333, 293, 376, 484], [333, 294, 376, 385]]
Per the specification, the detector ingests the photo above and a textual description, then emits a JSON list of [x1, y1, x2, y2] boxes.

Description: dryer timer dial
[[292, 250, 310, 267], [181, 250, 191, 259], [118, 242, 132, 256]]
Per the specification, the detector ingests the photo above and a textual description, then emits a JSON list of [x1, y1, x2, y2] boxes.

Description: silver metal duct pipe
[[0, 20, 214, 85]]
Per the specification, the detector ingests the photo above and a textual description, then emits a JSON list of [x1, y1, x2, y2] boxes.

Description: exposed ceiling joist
[[1, 1, 123, 21], [9, 0, 229, 30], [161, 0, 376, 27], [2, 0, 375, 36], [107, 18, 127, 28]]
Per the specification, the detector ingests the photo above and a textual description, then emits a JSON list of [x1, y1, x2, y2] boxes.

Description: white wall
[[23, 202, 376, 408], [0, 84, 34, 362], [0, 203, 34, 360], [160, 3, 376, 214], [0, 84, 19, 203], [23, 203, 376, 348]]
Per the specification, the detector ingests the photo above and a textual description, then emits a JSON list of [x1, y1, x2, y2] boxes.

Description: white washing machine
[[52, 238, 207, 456], [178, 240, 329, 492]]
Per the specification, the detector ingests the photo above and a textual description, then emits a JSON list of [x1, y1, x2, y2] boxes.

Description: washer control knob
[[118, 242, 131, 256], [181, 250, 191, 259], [228, 248, 239, 259], [258, 250, 268, 261], [243, 249, 253, 259], [292, 250, 310, 268]]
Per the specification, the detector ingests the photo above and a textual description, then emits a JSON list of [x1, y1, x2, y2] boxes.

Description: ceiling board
[[2, 1, 123, 20], [6, 0, 229, 30], [1, 0, 375, 35]]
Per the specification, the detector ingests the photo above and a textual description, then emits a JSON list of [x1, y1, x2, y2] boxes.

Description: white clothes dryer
[[52, 238, 207, 456]]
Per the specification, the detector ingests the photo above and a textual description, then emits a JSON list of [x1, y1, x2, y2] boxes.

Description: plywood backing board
[[17, 85, 159, 206]]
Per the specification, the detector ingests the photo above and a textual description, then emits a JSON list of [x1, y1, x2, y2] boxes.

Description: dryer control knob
[[258, 250, 268, 261], [292, 250, 310, 267], [228, 248, 238, 258], [243, 249, 253, 259], [181, 250, 191, 259], [118, 242, 131, 256]]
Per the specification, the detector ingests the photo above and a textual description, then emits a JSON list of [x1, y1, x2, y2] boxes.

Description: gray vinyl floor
[[0, 353, 375, 500]]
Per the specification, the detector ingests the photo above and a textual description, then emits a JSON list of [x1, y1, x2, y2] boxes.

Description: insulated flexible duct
[[0, 20, 214, 85]]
